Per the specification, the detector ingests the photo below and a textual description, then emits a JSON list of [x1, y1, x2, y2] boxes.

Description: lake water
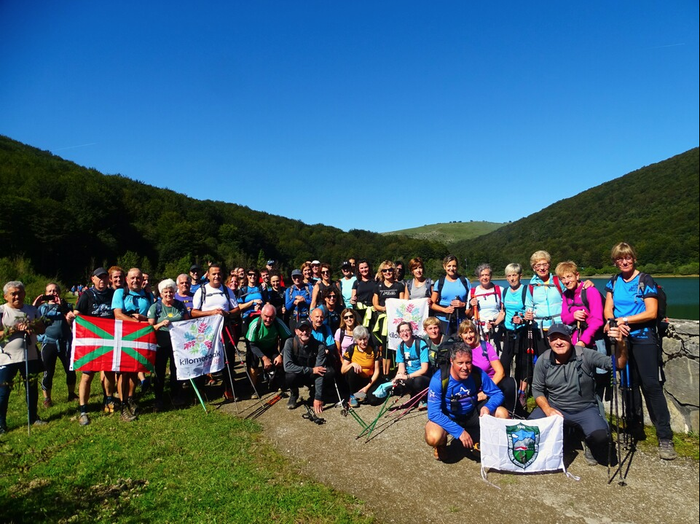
[[491, 277, 699, 320]]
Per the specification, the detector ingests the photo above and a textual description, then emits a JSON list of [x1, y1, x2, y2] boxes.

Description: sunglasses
[[327, 295, 337, 299], [343, 315, 354, 320], [321, 270, 330, 275], [382, 268, 394, 273]]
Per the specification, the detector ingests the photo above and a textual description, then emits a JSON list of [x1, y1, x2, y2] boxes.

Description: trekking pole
[[23, 332, 31, 436], [221, 326, 242, 413], [525, 320, 534, 397]]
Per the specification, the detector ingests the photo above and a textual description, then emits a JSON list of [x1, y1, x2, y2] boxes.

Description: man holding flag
[[111, 268, 154, 421]]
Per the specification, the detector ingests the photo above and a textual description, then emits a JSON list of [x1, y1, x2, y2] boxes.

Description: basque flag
[[70, 316, 157, 373]]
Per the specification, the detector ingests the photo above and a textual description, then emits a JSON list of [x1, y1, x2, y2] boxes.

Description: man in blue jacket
[[425, 342, 506, 461]]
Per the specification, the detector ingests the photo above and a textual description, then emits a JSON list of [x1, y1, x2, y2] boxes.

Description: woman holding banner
[[372, 261, 405, 378], [148, 279, 189, 411]]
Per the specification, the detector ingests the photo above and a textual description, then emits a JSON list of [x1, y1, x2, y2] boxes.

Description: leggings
[[626, 339, 673, 441], [41, 340, 76, 393]]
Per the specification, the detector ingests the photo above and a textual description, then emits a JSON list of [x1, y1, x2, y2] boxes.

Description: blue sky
[[1, 1, 698, 232]]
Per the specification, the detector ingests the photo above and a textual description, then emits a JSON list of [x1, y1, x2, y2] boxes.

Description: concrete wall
[[662, 319, 699, 434]]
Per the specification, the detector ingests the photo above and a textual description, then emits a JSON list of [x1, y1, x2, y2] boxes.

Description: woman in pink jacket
[[555, 261, 608, 401]]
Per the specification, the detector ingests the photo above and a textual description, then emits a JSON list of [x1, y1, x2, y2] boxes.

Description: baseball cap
[[189, 264, 202, 273], [92, 267, 108, 278], [311, 259, 320, 265], [341, 261, 351, 269], [297, 319, 312, 330], [547, 324, 573, 340], [266, 259, 275, 266], [291, 269, 303, 278]]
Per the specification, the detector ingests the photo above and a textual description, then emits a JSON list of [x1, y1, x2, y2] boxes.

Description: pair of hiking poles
[[608, 336, 636, 485]]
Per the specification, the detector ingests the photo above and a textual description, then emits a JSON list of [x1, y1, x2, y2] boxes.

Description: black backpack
[[611, 272, 668, 338]]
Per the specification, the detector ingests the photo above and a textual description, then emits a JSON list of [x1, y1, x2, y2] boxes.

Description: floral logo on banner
[[390, 301, 423, 333], [183, 319, 214, 356]]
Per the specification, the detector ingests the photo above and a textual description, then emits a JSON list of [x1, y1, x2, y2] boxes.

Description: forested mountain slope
[[452, 148, 699, 274], [0, 135, 446, 282]]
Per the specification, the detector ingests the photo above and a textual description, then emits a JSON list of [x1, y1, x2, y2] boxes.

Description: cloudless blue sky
[[2, 1, 698, 232]]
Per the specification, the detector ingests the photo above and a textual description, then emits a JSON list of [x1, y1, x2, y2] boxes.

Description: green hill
[[0, 135, 447, 284], [382, 221, 505, 244], [451, 148, 699, 275]]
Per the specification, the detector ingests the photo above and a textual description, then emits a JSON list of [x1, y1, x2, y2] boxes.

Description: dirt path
[[221, 391, 699, 524]]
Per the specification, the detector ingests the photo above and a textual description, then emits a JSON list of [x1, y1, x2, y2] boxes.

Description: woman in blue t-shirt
[[430, 255, 471, 337], [604, 242, 676, 460], [393, 321, 430, 406]]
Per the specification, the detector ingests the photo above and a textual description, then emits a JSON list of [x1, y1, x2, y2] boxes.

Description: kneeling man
[[425, 342, 507, 461], [529, 323, 627, 465]]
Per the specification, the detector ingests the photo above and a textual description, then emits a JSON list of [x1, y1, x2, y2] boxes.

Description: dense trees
[[0, 135, 697, 290]]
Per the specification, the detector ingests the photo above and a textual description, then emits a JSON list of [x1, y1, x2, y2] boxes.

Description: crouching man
[[528, 323, 627, 466], [425, 342, 507, 461], [282, 319, 334, 413]]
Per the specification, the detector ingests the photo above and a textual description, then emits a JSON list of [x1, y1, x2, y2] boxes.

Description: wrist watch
[[622, 317, 629, 324]]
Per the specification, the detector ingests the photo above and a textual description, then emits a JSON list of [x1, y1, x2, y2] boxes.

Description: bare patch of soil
[[222, 391, 699, 524]]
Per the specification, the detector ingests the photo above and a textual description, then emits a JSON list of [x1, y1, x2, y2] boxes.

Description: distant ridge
[[382, 221, 504, 244], [451, 148, 699, 274]]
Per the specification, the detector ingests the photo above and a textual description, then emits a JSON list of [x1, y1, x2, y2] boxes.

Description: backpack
[[563, 285, 604, 312], [502, 285, 529, 308], [434, 274, 470, 304], [398, 338, 428, 370], [426, 335, 457, 369], [528, 276, 563, 297], [610, 272, 668, 338], [439, 361, 482, 400], [541, 345, 595, 396], [406, 278, 433, 299], [198, 284, 234, 310]]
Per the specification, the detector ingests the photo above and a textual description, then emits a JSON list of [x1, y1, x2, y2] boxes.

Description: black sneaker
[[287, 395, 299, 410]]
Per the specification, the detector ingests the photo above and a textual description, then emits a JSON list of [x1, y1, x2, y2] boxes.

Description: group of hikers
[[0, 242, 678, 463]]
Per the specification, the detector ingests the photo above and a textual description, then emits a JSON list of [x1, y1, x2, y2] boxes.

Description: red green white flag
[[70, 315, 157, 373]]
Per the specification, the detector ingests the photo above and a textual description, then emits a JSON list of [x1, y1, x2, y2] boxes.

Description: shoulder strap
[[479, 340, 489, 358], [436, 275, 446, 302], [470, 287, 476, 298]]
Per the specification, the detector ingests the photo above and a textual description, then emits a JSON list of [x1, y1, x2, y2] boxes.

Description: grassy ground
[[0, 369, 374, 523]]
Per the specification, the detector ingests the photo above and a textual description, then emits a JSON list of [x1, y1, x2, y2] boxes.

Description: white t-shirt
[[0, 304, 40, 365], [192, 284, 239, 312]]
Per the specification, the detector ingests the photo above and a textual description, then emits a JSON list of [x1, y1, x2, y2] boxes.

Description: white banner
[[385, 298, 429, 350], [169, 316, 225, 380], [479, 415, 566, 476]]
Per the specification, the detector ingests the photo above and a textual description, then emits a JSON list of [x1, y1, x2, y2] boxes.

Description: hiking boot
[[224, 388, 235, 401], [79, 413, 90, 426], [126, 398, 139, 416], [250, 392, 259, 400], [31, 419, 47, 427], [659, 440, 678, 460], [354, 391, 367, 403], [349, 395, 359, 408], [140, 377, 151, 395], [433, 445, 447, 461], [67, 392, 79, 402], [43, 398, 53, 409], [104, 401, 116, 414], [153, 400, 164, 413], [583, 444, 598, 466], [121, 407, 137, 422], [287, 394, 299, 410], [418, 400, 428, 411]]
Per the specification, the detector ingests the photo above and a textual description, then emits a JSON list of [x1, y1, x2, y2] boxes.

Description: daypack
[[426, 335, 457, 369], [541, 345, 595, 396], [434, 275, 470, 304], [501, 285, 529, 308], [398, 338, 429, 370], [610, 272, 668, 338], [439, 361, 482, 401], [470, 285, 503, 308], [563, 285, 604, 313], [197, 284, 235, 310], [406, 278, 433, 299], [528, 276, 563, 297]]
